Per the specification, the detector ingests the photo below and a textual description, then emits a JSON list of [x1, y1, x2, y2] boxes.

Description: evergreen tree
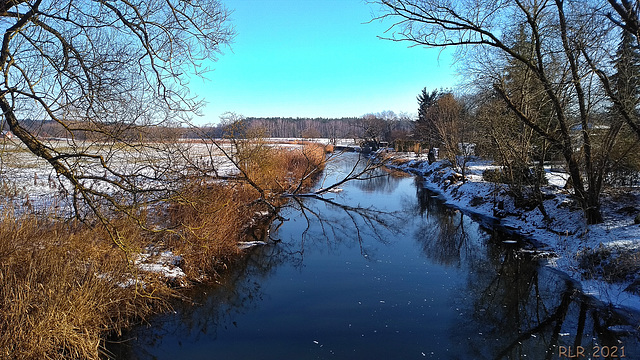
[[416, 87, 441, 146], [606, 29, 640, 185], [612, 29, 640, 119]]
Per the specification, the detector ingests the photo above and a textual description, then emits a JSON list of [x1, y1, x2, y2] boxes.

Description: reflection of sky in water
[[110, 154, 639, 360]]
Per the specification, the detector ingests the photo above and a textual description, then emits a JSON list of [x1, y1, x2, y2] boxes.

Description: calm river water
[[110, 155, 639, 359]]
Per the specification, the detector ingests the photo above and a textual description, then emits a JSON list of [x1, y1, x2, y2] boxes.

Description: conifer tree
[[612, 29, 640, 118], [416, 87, 441, 147], [606, 29, 640, 185]]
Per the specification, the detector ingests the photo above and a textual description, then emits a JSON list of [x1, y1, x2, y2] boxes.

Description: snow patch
[[238, 241, 267, 250], [135, 248, 186, 280]]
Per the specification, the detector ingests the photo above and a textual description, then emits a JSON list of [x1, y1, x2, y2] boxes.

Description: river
[[109, 154, 639, 359]]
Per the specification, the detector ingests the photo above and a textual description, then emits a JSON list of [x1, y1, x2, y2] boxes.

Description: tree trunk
[[563, 147, 603, 224], [585, 189, 604, 224]]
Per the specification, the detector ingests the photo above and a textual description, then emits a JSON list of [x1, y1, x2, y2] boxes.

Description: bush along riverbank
[[383, 152, 640, 325], [0, 142, 327, 360]]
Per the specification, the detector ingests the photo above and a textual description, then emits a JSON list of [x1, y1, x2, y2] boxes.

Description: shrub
[[482, 166, 547, 186], [0, 143, 327, 358], [0, 211, 168, 359], [165, 144, 326, 278], [578, 244, 640, 283]]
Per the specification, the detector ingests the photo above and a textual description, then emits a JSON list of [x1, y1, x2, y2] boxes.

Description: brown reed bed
[[0, 143, 326, 359], [0, 212, 171, 360], [167, 142, 326, 278]]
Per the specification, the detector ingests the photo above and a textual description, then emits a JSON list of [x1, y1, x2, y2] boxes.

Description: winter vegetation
[[370, 0, 640, 226], [3, 0, 640, 358], [0, 1, 338, 358], [366, 0, 640, 326], [190, 112, 415, 145], [0, 134, 331, 358], [383, 152, 640, 317]]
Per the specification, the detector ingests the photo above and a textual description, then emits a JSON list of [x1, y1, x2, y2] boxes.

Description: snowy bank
[[386, 153, 640, 321]]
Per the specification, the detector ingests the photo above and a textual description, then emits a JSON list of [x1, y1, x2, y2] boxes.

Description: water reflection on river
[[110, 155, 639, 359]]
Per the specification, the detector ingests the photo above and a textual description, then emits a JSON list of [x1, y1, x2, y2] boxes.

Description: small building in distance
[[0, 130, 13, 140]]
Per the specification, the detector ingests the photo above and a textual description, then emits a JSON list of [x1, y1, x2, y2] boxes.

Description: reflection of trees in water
[[411, 179, 639, 359], [280, 193, 403, 260], [460, 235, 639, 359], [108, 243, 296, 358], [110, 176, 407, 354], [352, 167, 407, 194], [112, 165, 640, 359], [414, 179, 445, 216], [112, 155, 406, 354], [412, 181, 474, 266], [414, 209, 470, 266], [316, 153, 406, 195]]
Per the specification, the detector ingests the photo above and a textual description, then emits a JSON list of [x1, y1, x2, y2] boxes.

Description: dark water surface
[[110, 155, 639, 359]]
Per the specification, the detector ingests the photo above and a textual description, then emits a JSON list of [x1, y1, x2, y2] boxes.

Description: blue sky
[[191, 0, 458, 124]]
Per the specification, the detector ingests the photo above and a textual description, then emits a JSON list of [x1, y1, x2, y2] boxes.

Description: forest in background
[[10, 112, 415, 142], [197, 112, 414, 141]]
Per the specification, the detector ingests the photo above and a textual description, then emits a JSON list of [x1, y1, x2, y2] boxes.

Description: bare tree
[[0, 1, 233, 243], [359, 113, 389, 148], [430, 93, 465, 170], [372, 0, 622, 224], [607, 0, 640, 44], [587, 1, 640, 144]]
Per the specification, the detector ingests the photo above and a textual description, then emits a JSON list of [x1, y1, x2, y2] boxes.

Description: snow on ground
[[386, 152, 640, 319], [0, 140, 250, 283], [2, 139, 316, 283], [136, 247, 186, 280], [7, 139, 640, 312]]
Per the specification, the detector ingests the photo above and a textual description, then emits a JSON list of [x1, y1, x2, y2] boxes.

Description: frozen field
[[0, 139, 244, 215]]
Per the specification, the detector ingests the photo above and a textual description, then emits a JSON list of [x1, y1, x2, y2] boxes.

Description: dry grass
[[324, 143, 335, 153], [383, 155, 412, 166], [165, 182, 254, 277], [578, 244, 640, 283], [166, 143, 326, 278], [239, 141, 326, 194], [0, 144, 327, 359], [0, 210, 170, 360]]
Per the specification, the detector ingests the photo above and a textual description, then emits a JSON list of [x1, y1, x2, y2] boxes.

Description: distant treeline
[[11, 119, 183, 142], [13, 115, 416, 142], [191, 115, 415, 140]]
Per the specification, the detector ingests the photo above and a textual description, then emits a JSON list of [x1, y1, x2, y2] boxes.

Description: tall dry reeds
[[0, 143, 327, 359], [167, 142, 326, 278], [0, 211, 169, 360], [244, 141, 326, 194]]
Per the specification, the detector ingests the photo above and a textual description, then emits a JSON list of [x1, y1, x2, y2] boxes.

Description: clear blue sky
[[191, 0, 457, 124]]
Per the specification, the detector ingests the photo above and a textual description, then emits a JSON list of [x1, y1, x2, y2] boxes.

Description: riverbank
[[384, 152, 640, 323], [0, 142, 327, 359]]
